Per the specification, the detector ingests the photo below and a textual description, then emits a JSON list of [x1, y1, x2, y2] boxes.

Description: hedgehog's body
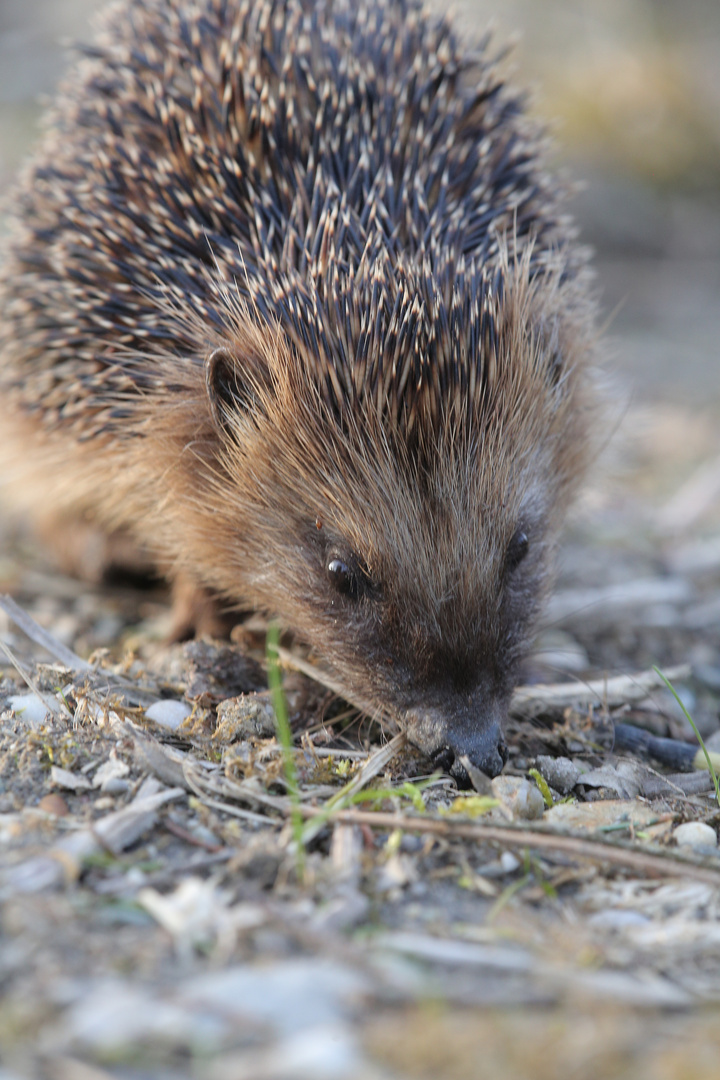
[[0, 0, 599, 780]]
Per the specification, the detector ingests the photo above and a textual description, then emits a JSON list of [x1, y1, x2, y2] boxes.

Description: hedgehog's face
[[315, 514, 542, 783], [203, 269, 595, 785], [303, 463, 556, 785]]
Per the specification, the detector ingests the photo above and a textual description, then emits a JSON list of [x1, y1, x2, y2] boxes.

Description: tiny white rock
[[145, 700, 192, 730], [8, 693, 49, 727], [673, 821, 717, 849], [500, 851, 521, 874]]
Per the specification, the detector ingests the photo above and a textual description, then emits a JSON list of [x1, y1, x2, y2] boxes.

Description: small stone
[[93, 796, 116, 811], [8, 693, 49, 727], [673, 822, 717, 849], [145, 699, 192, 730], [214, 692, 277, 741], [500, 851, 521, 874], [491, 776, 545, 820], [38, 793, 70, 817], [535, 755, 581, 795]]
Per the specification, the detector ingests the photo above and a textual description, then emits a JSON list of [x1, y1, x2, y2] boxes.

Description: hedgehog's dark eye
[[506, 530, 529, 572], [327, 558, 358, 598], [327, 557, 363, 599]]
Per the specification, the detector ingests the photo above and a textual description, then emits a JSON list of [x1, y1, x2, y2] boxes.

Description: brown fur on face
[[0, 0, 601, 782]]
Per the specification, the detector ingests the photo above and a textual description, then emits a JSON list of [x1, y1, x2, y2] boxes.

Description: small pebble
[[491, 776, 545, 820], [673, 822, 717, 849], [214, 692, 276, 741], [531, 629, 589, 674], [8, 693, 49, 727], [399, 834, 423, 854], [500, 851, 521, 874], [477, 855, 517, 878], [145, 699, 192, 730], [93, 796, 116, 811], [38, 793, 70, 817], [535, 755, 581, 795]]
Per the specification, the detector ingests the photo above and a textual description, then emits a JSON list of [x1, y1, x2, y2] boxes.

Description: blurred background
[[0, 0, 719, 410]]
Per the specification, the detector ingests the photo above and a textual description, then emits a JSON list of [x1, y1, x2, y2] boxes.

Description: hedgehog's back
[[0, 0, 573, 440]]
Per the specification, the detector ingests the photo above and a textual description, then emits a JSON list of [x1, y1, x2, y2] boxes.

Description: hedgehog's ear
[[205, 346, 268, 433]]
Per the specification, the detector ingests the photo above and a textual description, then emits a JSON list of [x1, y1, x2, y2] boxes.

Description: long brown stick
[[297, 805, 720, 886]]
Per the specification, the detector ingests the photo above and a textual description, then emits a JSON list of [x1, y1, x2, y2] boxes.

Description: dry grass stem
[[510, 664, 691, 719], [1, 592, 91, 671], [295, 806, 720, 886]]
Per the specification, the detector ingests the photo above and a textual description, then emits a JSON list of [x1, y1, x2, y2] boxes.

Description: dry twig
[[511, 664, 691, 720], [0, 593, 91, 671], [294, 806, 720, 887]]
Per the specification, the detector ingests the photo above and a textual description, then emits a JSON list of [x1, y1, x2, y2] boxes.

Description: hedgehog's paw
[[168, 573, 240, 642]]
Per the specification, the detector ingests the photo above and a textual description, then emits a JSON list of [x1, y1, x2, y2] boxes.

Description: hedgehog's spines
[[1, 0, 584, 451]]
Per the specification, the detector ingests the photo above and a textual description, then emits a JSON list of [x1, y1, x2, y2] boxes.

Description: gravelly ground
[[2, 2, 720, 1078]]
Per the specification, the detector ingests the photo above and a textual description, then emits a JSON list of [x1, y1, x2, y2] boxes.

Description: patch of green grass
[[349, 780, 429, 813], [440, 795, 499, 819]]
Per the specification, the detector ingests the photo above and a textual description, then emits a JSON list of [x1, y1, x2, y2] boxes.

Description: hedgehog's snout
[[404, 694, 509, 788], [439, 730, 509, 787], [432, 718, 508, 787]]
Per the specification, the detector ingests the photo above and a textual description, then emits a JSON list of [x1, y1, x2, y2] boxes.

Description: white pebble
[[8, 693, 49, 727], [145, 700, 192, 730], [500, 851, 521, 874], [673, 822, 717, 849]]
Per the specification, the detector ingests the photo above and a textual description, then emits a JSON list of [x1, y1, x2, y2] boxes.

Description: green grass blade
[[266, 624, 305, 878]]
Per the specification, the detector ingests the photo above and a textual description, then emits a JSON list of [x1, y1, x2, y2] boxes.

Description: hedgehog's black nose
[[405, 696, 509, 788], [430, 715, 508, 788], [450, 738, 508, 788]]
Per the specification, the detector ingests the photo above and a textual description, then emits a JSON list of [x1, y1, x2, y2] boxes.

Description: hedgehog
[[0, 0, 600, 783]]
